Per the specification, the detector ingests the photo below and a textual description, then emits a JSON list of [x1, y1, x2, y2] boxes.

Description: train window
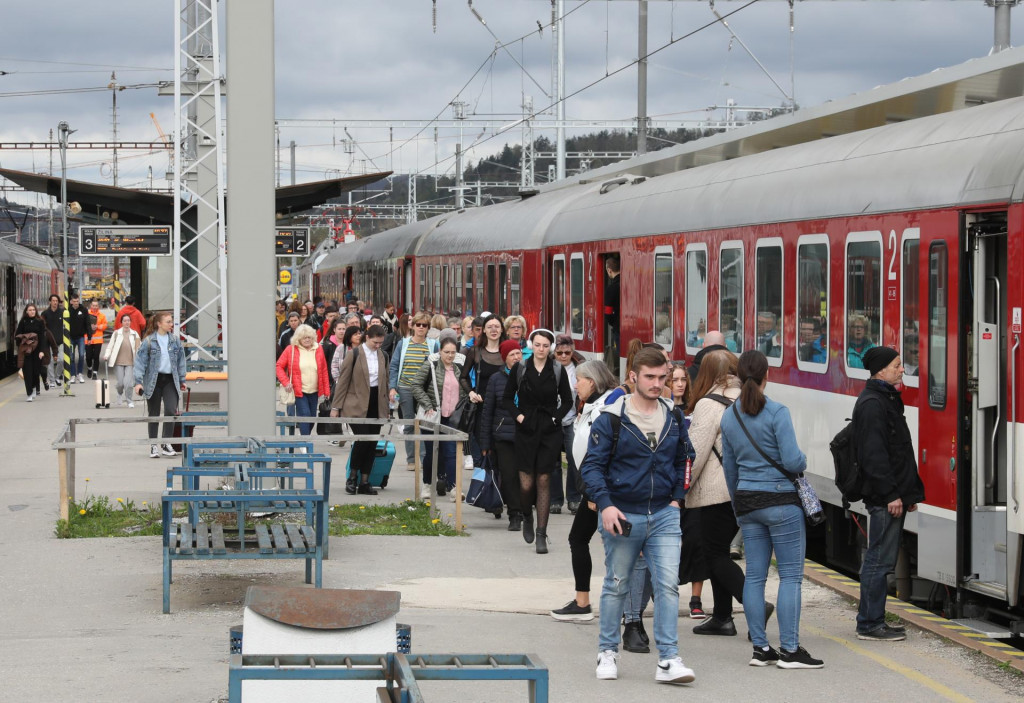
[[464, 264, 473, 315], [419, 265, 425, 310], [570, 254, 584, 338], [719, 243, 743, 353], [755, 239, 783, 365], [455, 265, 463, 314], [845, 232, 883, 377], [552, 256, 566, 333], [796, 236, 829, 371], [511, 263, 521, 318], [902, 231, 920, 388], [485, 264, 496, 312], [928, 241, 948, 408], [499, 263, 509, 317], [685, 245, 707, 352], [443, 265, 450, 312], [476, 264, 484, 315], [653, 247, 673, 348], [436, 266, 444, 313]]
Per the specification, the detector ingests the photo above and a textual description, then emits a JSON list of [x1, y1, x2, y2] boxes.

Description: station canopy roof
[[550, 45, 1024, 190], [0, 168, 392, 226]]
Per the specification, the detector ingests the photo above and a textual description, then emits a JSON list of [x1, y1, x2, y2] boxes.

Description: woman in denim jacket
[[720, 350, 824, 670], [133, 311, 187, 459]]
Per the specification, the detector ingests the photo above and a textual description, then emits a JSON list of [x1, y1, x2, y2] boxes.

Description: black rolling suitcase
[[171, 387, 192, 453]]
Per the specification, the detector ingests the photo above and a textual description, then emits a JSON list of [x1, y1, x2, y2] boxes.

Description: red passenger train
[[313, 96, 1024, 628]]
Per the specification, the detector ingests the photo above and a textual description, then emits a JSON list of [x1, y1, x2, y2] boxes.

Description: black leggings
[[699, 501, 745, 620], [491, 439, 523, 515], [22, 352, 43, 396], [567, 500, 598, 592], [349, 389, 380, 481], [147, 373, 180, 439]]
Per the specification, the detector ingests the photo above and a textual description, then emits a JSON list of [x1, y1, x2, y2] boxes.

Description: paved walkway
[[0, 375, 1021, 701]]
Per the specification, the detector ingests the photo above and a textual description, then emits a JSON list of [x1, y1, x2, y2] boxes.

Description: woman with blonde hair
[[427, 313, 447, 340], [275, 324, 330, 436], [686, 349, 757, 636]]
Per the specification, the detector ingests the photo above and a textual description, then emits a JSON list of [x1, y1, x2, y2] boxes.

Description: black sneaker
[[567, 501, 580, 514], [883, 622, 906, 634], [550, 504, 562, 514], [622, 621, 650, 653], [776, 646, 824, 669], [857, 626, 906, 642], [749, 645, 780, 667], [550, 599, 594, 622], [693, 617, 736, 636]]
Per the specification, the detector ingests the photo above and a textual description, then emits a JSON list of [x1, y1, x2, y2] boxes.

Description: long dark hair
[[737, 349, 769, 416], [475, 313, 506, 350], [21, 302, 39, 322]]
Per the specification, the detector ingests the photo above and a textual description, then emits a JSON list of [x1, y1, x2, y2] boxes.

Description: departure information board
[[80, 226, 172, 256], [276, 227, 310, 256]]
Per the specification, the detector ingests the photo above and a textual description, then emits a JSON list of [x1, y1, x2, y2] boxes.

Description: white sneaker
[[77, 374, 85, 383], [596, 650, 618, 680], [69, 376, 76, 384], [26, 394, 34, 402], [655, 657, 695, 685], [150, 445, 160, 458], [420, 484, 431, 500], [463, 455, 474, 470], [128, 400, 135, 408], [161, 444, 178, 457]]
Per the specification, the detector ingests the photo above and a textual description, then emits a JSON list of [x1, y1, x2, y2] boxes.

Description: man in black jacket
[[66, 294, 93, 384], [852, 346, 925, 642], [41, 294, 64, 389]]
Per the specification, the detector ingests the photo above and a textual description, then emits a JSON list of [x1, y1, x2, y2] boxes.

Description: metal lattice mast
[[173, 0, 227, 359], [520, 96, 535, 188]]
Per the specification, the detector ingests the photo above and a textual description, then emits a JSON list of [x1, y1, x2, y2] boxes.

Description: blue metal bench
[[162, 488, 325, 614], [227, 653, 549, 703]]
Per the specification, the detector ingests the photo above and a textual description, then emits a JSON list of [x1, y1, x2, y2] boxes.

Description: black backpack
[[829, 419, 863, 509]]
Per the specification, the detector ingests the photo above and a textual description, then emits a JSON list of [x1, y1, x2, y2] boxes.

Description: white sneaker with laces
[[596, 650, 618, 680], [161, 444, 178, 457], [26, 394, 34, 402], [77, 374, 85, 383], [150, 445, 160, 458], [128, 400, 135, 408], [70, 375, 76, 384], [656, 657, 696, 684], [420, 485, 431, 501]]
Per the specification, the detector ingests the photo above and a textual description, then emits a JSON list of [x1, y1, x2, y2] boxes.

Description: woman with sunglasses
[[388, 312, 440, 468], [460, 314, 507, 466], [503, 328, 574, 554]]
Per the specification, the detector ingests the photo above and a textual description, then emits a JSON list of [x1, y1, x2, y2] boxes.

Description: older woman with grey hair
[[550, 359, 625, 621]]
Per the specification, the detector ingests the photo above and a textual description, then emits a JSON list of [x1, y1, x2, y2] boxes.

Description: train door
[[403, 259, 413, 313], [961, 213, 1019, 607], [599, 252, 618, 375], [2, 266, 14, 367]]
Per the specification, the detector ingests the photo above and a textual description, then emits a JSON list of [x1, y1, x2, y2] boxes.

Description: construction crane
[[149, 112, 175, 182]]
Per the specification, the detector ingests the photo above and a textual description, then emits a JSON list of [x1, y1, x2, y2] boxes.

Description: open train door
[[600, 252, 620, 376], [959, 213, 1021, 611]]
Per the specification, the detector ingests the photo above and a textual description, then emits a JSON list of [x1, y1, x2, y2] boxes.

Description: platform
[[1, 373, 1021, 701]]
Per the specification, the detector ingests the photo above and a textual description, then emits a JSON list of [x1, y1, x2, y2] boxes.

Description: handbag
[[466, 454, 503, 513], [317, 398, 343, 435], [729, 404, 825, 526], [415, 357, 442, 423], [455, 355, 483, 434], [277, 347, 296, 406]]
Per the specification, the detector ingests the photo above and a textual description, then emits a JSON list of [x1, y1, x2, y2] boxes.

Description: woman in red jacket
[[276, 324, 329, 435]]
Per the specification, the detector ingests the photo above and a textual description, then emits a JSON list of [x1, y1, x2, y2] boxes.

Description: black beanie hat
[[864, 346, 899, 377]]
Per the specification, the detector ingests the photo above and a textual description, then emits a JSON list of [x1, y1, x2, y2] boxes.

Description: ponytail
[[737, 350, 768, 416]]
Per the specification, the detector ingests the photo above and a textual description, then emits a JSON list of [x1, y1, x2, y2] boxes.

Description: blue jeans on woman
[[598, 505, 682, 660], [293, 393, 317, 435], [738, 503, 806, 651]]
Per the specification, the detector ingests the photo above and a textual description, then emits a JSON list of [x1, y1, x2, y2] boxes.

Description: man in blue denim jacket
[[580, 348, 696, 685]]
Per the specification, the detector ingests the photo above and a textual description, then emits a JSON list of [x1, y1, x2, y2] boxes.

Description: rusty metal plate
[[245, 586, 400, 629]]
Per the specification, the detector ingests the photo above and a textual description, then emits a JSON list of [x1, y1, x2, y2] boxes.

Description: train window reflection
[[719, 244, 743, 353], [755, 242, 783, 362], [455, 264, 463, 314], [903, 238, 920, 380], [476, 264, 484, 315], [511, 263, 521, 320], [846, 236, 882, 372], [465, 264, 474, 315], [419, 265, 425, 309], [654, 248, 673, 348], [499, 263, 509, 317], [928, 242, 947, 408], [552, 257, 566, 333], [685, 246, 707, 350], [570, 254, 584, 337], [797, 240, 828, 367]]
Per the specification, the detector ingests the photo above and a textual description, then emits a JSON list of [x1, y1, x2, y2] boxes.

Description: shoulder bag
[[278, 347, 296, 406], [729, 404, 824, 526], [415, 359, 442, 422]]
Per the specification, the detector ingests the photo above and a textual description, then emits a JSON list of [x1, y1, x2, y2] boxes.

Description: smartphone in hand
[[617, 517, 633, 537]]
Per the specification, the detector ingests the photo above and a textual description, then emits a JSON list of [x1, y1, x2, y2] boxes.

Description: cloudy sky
[[1, 0, 1019, 209]]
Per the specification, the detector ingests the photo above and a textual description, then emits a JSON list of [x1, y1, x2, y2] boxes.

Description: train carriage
[[313, 95, 1024, 626], [1, 240, 61, 371]]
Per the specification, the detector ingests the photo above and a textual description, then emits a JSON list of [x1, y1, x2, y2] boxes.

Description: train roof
[[543, 95, 1024, 245], [0, 239, 58, 269]]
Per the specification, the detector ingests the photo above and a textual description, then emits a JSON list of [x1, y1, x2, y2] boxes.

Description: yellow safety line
[[806, 625, 975, 703]]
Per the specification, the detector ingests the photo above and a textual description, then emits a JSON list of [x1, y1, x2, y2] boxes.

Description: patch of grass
[[328, 500, 461, 537], [885, 611, 903, 624], [56, 495, 164, 539]]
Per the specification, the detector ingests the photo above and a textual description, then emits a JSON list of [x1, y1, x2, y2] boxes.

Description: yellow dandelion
[[401, 525, 407, 528], [116, 498, 124, 504], [359, 506, 366, 510], [79, 509, 86, 515], [142, 501, 148, 506], [334, 504, 340, 509], [84, 478, 90, 482], [425, 501, 431, 506], [431, 518, 440, 524]]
